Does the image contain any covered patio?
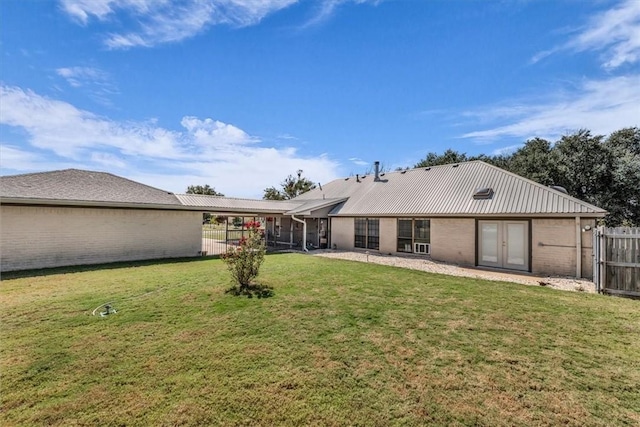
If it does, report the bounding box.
[175,194,346,256]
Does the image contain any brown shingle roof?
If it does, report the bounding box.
[0,169,182,206]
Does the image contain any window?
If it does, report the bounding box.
[367,219,379,250]
[397,218,431,254]
[354,218,379,250]
[397,219,413,252]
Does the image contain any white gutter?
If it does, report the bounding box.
[291,215,308,252]
[0,197,195,211]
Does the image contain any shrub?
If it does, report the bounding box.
[221,220,270,297]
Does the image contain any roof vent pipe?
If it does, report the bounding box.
[374,161,381,181]
[549,185,568,194]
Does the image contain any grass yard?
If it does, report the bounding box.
[202,228,227,240]
[2,254,639,426]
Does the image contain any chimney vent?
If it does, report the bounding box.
[374,161,381,181]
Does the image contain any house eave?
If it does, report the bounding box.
[0,197,200,211]
[328,212,607,218]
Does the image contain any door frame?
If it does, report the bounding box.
[475,219,532,272]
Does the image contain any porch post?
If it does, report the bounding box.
[290,218,294,247]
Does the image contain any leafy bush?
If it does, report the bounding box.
[221,220,271,297]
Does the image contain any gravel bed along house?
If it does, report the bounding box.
[310,250,596,293]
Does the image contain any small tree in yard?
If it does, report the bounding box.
[220,220,272,297]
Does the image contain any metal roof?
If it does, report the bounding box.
[285,198,348,215]
[0,169,183,208]
[1,163,607,217]
[294,161,607,217]
[175,194,301,215]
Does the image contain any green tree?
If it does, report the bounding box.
[186,185,224,223]
[186,184,224,196]
[553,130,613,208]
[415,149,469,167]
[263,170,316,200]
[602,127,640,226]
[507,137,559,186]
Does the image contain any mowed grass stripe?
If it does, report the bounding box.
[1,254,639,426]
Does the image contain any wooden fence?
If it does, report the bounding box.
[593,227,640,298]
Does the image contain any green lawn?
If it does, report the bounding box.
[2,254,639,426]
[202,228,227,240]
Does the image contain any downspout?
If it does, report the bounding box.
[291,215,308,252]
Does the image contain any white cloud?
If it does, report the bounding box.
[302,0,382,27]
[0,85,184,159]
[59,0,122,23]
[532,0,640,70]
[348,157,369,166]
[0,85,340,197]
[59,0,381,48]
[56,66,118,105]
[460,75,640,142]
[0,145,45,171]
[276,133,299,140]
[57,66,109,87]
[59,0,298,48]
[90,151,128,169]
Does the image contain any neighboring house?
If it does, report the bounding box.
[0,169,203,272]
[1,162,607,278]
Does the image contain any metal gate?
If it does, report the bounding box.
[201,216,266,256]
[593,227,640,297]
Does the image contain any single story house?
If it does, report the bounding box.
[1,161,606,278]
[179,160,606,279]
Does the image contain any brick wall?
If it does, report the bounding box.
[331,216,475,266]
[329,217,397,253]
[330,217,354,250]
[532,218,574,276]
[431,218,476,266]
[531,218,595,278]
[379,218,397,254]
[0,205,202,272]
[328,216,595,279]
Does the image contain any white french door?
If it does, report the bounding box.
[478,221,529,271]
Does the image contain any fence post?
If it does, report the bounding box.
[592,228,598,292]
[598,226,606,293]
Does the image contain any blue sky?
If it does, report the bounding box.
[1,0,639,198]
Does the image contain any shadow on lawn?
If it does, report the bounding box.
[1,251,299,280]
[1,256,214,280]
[225,283,274,298]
